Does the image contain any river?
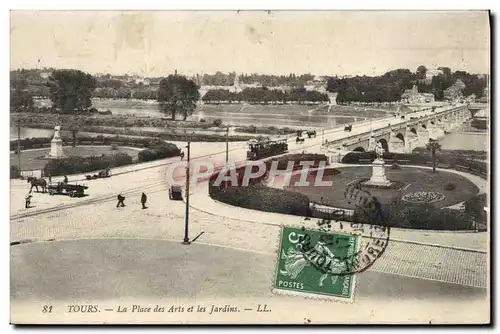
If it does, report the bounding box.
[20,99,488,152]
[34,98,368,129]
[438,121,489,151]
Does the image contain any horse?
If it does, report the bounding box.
[296,137,305,144]
[307,130,316,138]
[27,176,47,193]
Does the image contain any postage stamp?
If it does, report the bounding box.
[273,225,360,302]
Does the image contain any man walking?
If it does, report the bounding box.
[116,194,126,207]
[141,192,147,209]
[25,191,33,209]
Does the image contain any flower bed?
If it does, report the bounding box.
[401,191,446,204]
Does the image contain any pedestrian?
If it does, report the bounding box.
[116,194,126,207]
[180,151,185,161]
[141,192,147,209]
[48,175,52,183]
[63,175,68,184]
[25,191,33,209]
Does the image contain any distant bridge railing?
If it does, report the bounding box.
[322,104,467,150]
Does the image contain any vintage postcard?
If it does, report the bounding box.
[9,10,490,324]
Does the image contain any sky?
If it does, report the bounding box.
[10,10,490,77]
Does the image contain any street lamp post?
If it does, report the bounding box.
[17,119,21,171]
[225,126,229,162]
[182,141,191,245]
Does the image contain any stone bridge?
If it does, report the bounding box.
[324,105,471,157]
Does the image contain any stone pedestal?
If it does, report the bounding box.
[364,159,392,187]
[49,138,64,158]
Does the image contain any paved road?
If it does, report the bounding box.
[11,239,486,302]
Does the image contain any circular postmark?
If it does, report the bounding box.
[297,180,390,277]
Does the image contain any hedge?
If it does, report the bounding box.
[11,135,177,151]
[138,143,181,162]
[210,184,311,216]
[347,196,487,231]
[43,153,133,176]
[341,151,487,178]
[267,153,328,170]
[208,153,323,216]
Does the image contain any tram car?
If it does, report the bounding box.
[247,138,289,160]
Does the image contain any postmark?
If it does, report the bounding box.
[272,179,391,302]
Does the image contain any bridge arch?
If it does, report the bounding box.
[430,121,435,125]
[410,128,417,135]
[353,146,365,152]
[396,133,405,144]
[377,139,389,152]
[421,123,427,129]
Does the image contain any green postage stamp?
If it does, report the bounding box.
[273,226,360,302]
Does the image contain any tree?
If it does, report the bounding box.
[438,67,452,77]
[416,65,427,79]
[157,75,200,121]
[69,122,79,148]
[426,140,442,172]
[464,194,487,230]
[10,88,34,111]
[49,69,96,113]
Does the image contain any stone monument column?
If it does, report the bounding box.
[49,125,64,158]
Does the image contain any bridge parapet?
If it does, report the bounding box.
[322,104,468,152]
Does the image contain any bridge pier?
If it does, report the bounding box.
[418,128,430,146]
[405,133,419,153]
[368,134,377,151]
[389,131,406,153]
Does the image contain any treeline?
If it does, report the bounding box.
[416,70,486,100]
[93,87,157,100]
[327,67,487,103]
[202,87,329,104]
[199,71,316,87]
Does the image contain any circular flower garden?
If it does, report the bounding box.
[401,191,446,204]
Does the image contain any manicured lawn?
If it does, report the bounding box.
[11,146,141,170]
[284,166,479,209]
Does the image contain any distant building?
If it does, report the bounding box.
[327,92,338,105]
[426,68,443,79]
[443,85,462,101]
[39,72,51,80]
[401,85,434,104]
[304,83,327,93]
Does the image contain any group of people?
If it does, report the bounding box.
[116,192,148,210]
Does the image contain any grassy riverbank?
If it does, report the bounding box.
[11,113,302,139]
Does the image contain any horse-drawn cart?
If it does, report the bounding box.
[169,185,183,201]
[48,183,88,197]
